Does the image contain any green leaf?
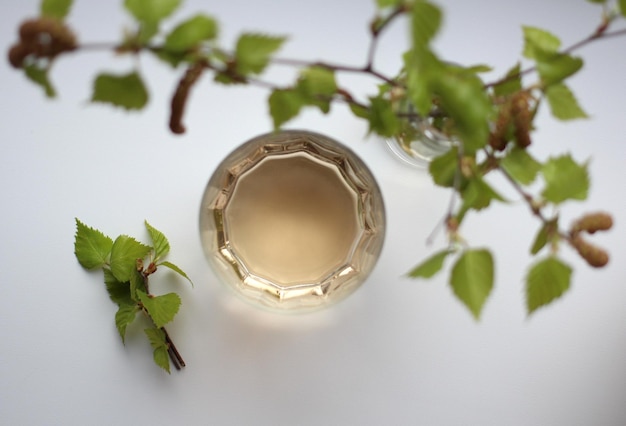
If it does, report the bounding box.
[144,221,170,262]
[124,0,181,23]
[235,33,286,75]
[368,96,400,137]
[163,14,218,52]
[159,261,193,286]
[115,304,138,343]
[411,1,442,52]
[40,0,73,19]
[295,67,337,114]
[129,267,146,300]
[545,83,588,120]
[460,177,506,213]
[138,291,181,328]
[136,21,159,44]
[431,67,491,153]
[144,328,170,373]
[428,146,458,188]
[522,26,560,60]
[91,72,149,111]
[537,53,583,86]
[492,63,522,97]
[530,224,549,255]
[349,103,370,119]
[153,346,171,373]
[541,154,589,204]
[407,250,452,279]
[74,219,113,269]
[104,269,134,306]
[109,235,152,282]
[529,219,558,255]
[297,67,337,97]
[620,0,626,16]
[24,64,56,98]
[144,327,167,348]
[450,249,494,319]
[500,146,541,185]
[376,0,402,8]
[405,60,433,115]
[526,256,572,315]
[268,89,304,129]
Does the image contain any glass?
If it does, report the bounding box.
[199,130,385,313]
[386,104,454,167]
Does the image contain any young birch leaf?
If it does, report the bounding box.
[144,328,170,373]
[408,250,452,279]
[431,68,491,153]
[522,26,560,60]
[368,96,400,137]
[235,33,286,75]
[537,54,583,87]
[492,63,522,97]
[124,0,181,23]
[129,268,146,300]
[529,219,558,255]
[541,154,589,204]
[163,14,218,52]
[159,261,194,286]
[104,269,134,306]
[41,0,73,19]
[268,89,304,129]
[91,72,149,111]
[545,83,588,120]
[349,103,370,119]
[411,1,442,51]
[294,67,337,114]
[138,291,181,328]
[145,221,170,262]
[460,177,506,213]
[405,59,433,116]
[530,225,549,255]
[376,0,402,8]
[115,304,139,343]
[450,249,494,320]
[429,146,458,188]
[500,146,541,185]
[109,235,152,282]
[526,256,572,315]
[74,219,113,269]
[24,64,56,98]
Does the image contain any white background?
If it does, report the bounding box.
[1,1,625,425]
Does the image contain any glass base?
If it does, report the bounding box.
[386,116,454,168]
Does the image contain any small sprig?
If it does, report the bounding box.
[74,219,192,373]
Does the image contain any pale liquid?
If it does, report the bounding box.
[225,154,359,286]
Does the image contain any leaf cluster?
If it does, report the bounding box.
[74,219,192,373]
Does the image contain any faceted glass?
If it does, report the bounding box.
[199,131,385,312]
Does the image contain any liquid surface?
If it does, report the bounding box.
[225,154,359,285]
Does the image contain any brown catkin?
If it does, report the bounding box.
[7,43,28,68]
[11,18,77,68]
[572,212,613,235]
[571,235,609,268]
[488,102,511,151]
[511,91,532,148]
[169,62,205,134]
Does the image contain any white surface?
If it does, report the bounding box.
[1,1,625,425]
